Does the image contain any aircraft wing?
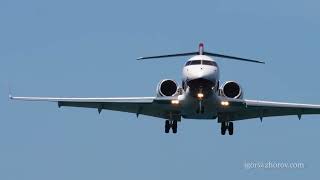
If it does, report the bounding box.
[10,96,181,121]
[221,99,320,121]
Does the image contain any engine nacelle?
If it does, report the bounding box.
[220,81,243,99]
[157,79,178,97]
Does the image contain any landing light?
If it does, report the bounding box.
[197,93,204,99]
[221,101,230,106]
[171,100,179,105]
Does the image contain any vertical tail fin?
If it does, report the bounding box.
[198,43,204,55]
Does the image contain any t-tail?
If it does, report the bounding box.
[137,43,265,64]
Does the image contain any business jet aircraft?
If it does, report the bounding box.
[10,43,320,135]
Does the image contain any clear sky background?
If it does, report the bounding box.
[1,0,320,179]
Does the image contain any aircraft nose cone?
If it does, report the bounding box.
[183,65,218,83]
[198,68,215,79]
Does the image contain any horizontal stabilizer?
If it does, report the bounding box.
[137,43,265,64]
[137,52,198,60]
[204,52,265,64]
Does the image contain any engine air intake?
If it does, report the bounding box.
[221,81,242,99]
[157,79,178,97]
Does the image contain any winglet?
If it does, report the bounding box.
[8,82,13,100]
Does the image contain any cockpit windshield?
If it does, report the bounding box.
[185,60,217,66]
[190,60,201,65]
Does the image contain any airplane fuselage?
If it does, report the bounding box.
[182,55,219,92]
[181,55,221,119]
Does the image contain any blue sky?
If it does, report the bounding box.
[1,0,320,179]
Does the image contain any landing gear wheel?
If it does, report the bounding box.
[172,121,177,134]
[165,120,170,133]
[228,122,234,135]
[221,122,227,135]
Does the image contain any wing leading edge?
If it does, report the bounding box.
[11,95,320,122]
[222,99,320,121]
[10,96,181,121]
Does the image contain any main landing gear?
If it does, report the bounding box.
[165,120,178,134]
[220,122,234,135]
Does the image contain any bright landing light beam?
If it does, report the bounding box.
[171,100,179,105]
[221,101,229,106]
[197,93,204,99]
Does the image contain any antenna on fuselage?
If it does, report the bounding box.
[137,43,265,64]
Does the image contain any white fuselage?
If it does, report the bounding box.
[182,55,219,87]
[179,55,221,119]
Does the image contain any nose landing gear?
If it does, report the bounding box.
[196,100,205,114]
